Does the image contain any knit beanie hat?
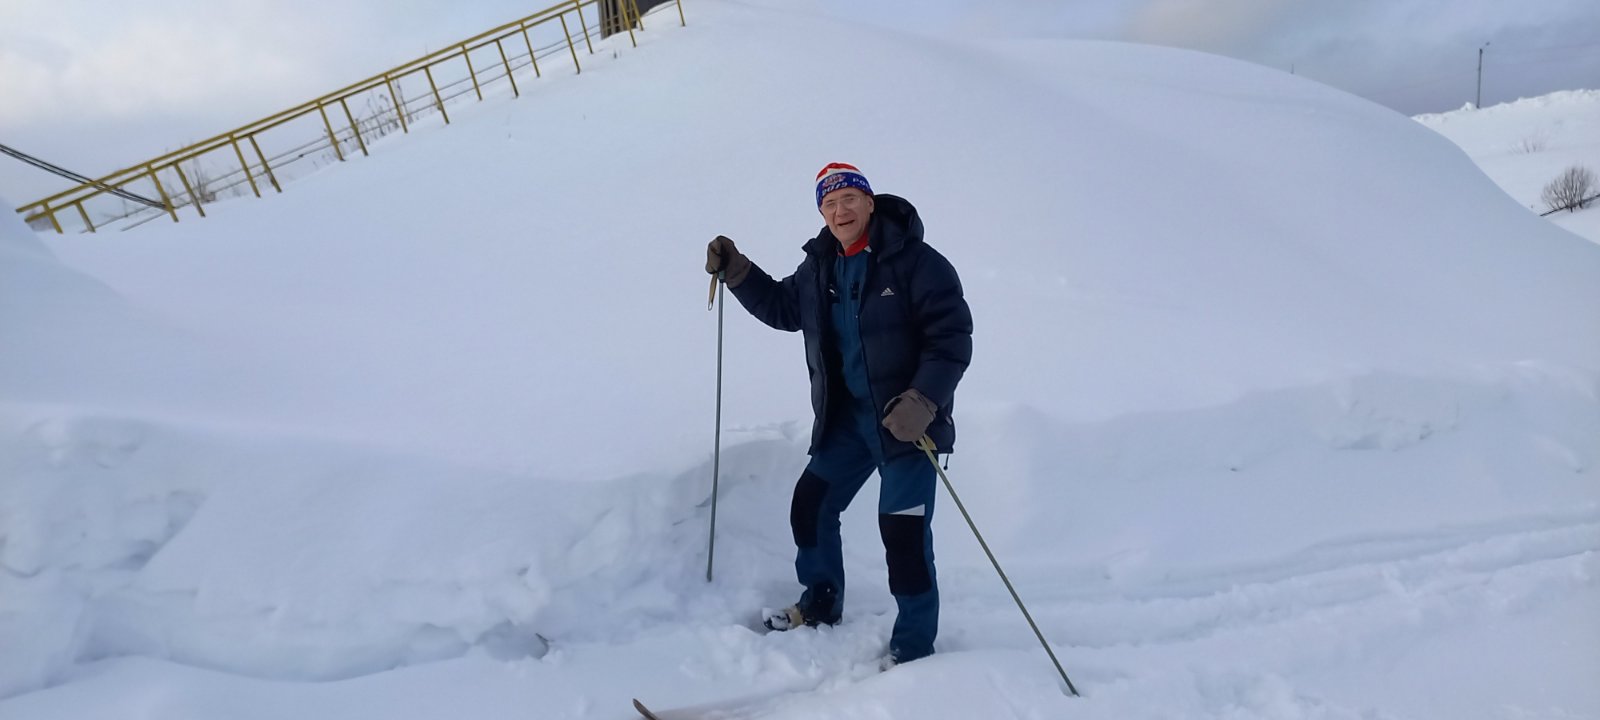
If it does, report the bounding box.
[815,162,872,207]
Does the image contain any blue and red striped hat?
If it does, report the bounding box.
[815,162,872,207]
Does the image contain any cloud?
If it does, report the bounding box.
[0,0,541,198]
[0,0,382,128]
[1124,0,1294,50]
[2,0,1597,200]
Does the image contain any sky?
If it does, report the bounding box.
[2,0,1599,203]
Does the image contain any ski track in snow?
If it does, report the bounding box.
[979,515,1598,649]
[639,510,1598,719]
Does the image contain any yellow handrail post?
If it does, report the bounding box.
[248,135,282,193]
[229,135,263,198]
[74,202,96,233]
[520,24,543,78]
[40,202,64,234]
[424,65,451,124]
[318,104,346,162]
[675,0,686,27]
[385,76,410,134]
[574,0,595,54]
[496,39,520,97]
[619,0,638,47]
[146,166,180,223]
[462,44,485,101]
[172,162,207,218]
[629,0,645,33]
[559,14,582,74]
[339,97,369,156]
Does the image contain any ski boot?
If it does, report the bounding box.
[762,584,840,631]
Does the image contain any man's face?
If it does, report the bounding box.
[819,188,874,245]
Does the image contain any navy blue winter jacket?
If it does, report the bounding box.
[730,194,973,460]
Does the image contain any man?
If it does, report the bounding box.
[704,163,972,666]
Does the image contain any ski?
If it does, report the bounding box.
[633,694,775,720]
[632,656,890,720]
[632,684,821,719]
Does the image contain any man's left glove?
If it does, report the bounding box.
[705,235,751,288]
[882,388,938,443]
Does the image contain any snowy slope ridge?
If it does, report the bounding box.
[3,1,1599,718]
[1416,89,1600,245]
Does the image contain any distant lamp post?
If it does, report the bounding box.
[1476,42,1491,109]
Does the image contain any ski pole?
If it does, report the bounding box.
[706,272,726,582]
[915,435,1080,697]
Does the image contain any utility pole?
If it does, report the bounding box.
[1476,42,1490,109]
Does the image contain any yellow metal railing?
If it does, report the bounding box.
[16,0,685,234]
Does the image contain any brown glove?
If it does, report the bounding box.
[705,235,751,288]
[881,388,938,443]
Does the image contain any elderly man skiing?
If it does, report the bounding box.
[705,163,973,666]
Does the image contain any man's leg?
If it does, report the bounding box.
[790,419,876,623]
[877,451,939,662]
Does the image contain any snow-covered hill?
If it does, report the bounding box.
[1417,89,1600,245]
[3,1,1598,718]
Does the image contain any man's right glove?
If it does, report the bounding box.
[882,388,938,443]
[705,235,751,288]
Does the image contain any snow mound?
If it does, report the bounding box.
[0,196,169,410]
[2,1,1598,717]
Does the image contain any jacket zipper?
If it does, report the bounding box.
[855,256,889,458]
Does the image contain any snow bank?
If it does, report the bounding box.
[1417,88,1600,244]
[0,195,157,409]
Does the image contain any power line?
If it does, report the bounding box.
[1362,69,1475,100]
[0,142,168,210]
[1491,41,1600,58]
[1492,51,1600,70]
[1359,42,1600,106]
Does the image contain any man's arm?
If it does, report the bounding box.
[729,260,805,333]
[908,248,972,408]
[708,235,805,333]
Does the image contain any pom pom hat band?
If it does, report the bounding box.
[815,163,872,207]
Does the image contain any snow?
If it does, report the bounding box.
[3,1,1599,718]
[1417,89,1600,245]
